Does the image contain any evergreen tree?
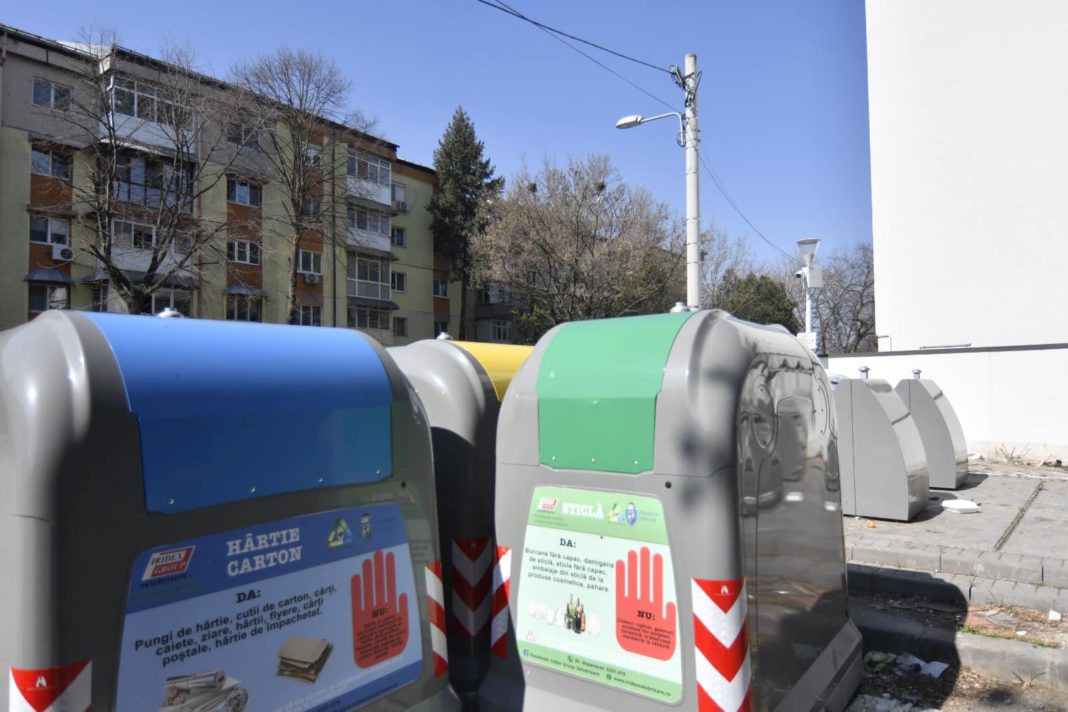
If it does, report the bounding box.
[428,107,503,338]
[712,269,802,333]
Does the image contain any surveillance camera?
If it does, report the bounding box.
[794,269,804,279]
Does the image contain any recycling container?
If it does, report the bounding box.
[388,340,532,700]
[834,377,930,521]
[479,310,862,712]
[895,377,968,490]
[0,311,459,711]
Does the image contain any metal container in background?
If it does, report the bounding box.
[895,375,968,489]
[480,311,861,712]
[834,377,930,521]
[388,340,532,702]
[0,312,459,712]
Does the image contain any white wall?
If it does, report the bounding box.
[866,0,1068,350]
[827,346,1068,461]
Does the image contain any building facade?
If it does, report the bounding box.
[865,0,1068,350]
[0,24,460,343]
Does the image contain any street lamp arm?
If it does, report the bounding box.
[615,111,684,135]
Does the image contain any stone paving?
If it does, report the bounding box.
[843,463,1068,609]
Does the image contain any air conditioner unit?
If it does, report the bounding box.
[392,200,409,213]
[303,273,321,285]
[52,245,75,262]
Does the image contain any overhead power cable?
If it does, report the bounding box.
[476,0,787,258]
[482,0,676,112]
[697,148,791,258]
[475,0,670,74]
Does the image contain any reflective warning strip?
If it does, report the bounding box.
[450,537,494,637]
[490,546,512,658]
[692,579,751,712]
[425,561,448,677]
[9,660,91,712]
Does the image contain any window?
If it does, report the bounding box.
[348,151,391,186]
[347,205,390,236]
[227,178,262,207]
[493,320,511,342]
[348,255,390,300]
[114,152,192,211]
[301,200,322,218]
[350,306,389,330]
[227,121,258,148]
[434,320,449,336]
[92,285,110,312]
[113,220,157,250]
[478,285,507,304]
[391,182,406,203]
[306,145,322,167]
[29,216,70,245]
[392,317,408,337]
[31,148,72,180]
[478,318,512,343]
[298,304,322,326]
[28,284,69,313]
[32,78,71,111]
[139,288,191,316]
[226,295,262,322]
[110,76,186,127]
[227,239,261,265]
[298,250,322,275]
[390,227,406,247]
[390,271,406,292]
[433,278,448,298]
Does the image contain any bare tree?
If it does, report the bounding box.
[814,243,876,353]
[44,31,247,314]
[699,222,754,308]
[231,49,356,324]
[772,243,876,353]
[473,155,684,342]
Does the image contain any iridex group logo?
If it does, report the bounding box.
[141,546,196,581]
[537,497,558,512]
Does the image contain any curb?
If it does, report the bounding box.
[847,562,1068,611]
[847,543,1068,589]
[851,600,1068,691]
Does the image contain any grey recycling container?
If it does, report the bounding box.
[479,310,861,712]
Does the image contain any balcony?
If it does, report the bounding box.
[101,113,193,153]
[345,175,391,206]
[345,228,391,254]
[346,278,391,301]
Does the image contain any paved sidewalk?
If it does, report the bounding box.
[844,463,1068,610]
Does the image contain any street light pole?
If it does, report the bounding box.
[616,53,702,310]
[796,237,822,349]
[683,53,701,310]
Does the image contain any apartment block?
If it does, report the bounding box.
[0,24,460,343]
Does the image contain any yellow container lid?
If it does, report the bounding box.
[449,341,533,400]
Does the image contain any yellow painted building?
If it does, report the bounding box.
[0,23,459,343]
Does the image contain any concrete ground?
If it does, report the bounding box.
[841,461,1068,708]
[844,462,1068,610]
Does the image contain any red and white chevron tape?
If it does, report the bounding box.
[425,561,448,676]
[692,578,751,712]
[450,537,494,637]
[9,660,91,712]
[490,546,512,658]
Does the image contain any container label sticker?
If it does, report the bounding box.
[516,486,681,702]
[116,505,422,712]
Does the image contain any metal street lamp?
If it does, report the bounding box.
[795,237,822,349]
[616,53,701,310]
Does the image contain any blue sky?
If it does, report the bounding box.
[5,1,872,264]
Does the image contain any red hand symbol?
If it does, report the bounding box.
[615,547,677,660]
[351,549,410,667]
